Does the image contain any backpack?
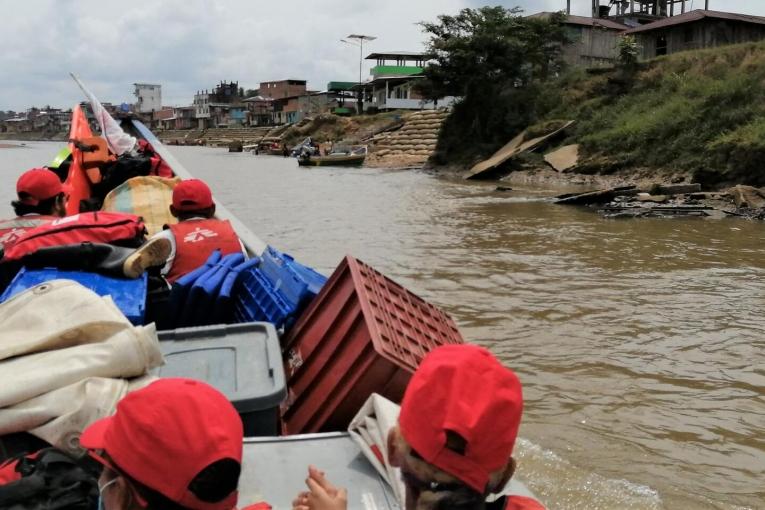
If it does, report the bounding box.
[0,448,99,510]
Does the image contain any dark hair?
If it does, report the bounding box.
[117,458,241,510]
[176,206,215,221]
[11,193,64,217]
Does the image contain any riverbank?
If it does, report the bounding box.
[439,40,765,190]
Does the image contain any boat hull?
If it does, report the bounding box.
[297,155,366,167]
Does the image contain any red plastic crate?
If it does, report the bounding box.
[281,255,464,433]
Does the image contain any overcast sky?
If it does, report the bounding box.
[2,0,763,111]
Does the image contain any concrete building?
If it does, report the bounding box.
[359,52,457,112]
[242,96,274,126]
[193,90,211,129]
[531,13,629,67]
[623,10,765,58]
[133,83,162,113]
[259,79,307,100]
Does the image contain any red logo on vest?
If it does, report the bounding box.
[183,227,219,243]
[0,228,26,246]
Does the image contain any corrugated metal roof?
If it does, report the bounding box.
[624,9,765,34]
[365,52,429,60]
[529,12,628,31]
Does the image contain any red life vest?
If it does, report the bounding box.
[166,219,240,282]
[503,495,546,510]
[137,139,173,178]
[0,215,57,250]
[3,212,146,262]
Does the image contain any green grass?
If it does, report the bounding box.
[537,41,765,185]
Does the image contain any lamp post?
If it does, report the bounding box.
[342,34,376,114]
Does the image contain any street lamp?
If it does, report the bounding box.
[341,34,376,114]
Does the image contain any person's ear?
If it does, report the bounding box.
[387,428,403,468]
[496,457,516,492]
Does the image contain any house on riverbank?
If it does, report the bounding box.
[624,10,765,59]
[357,52,457,112]
[530,12,629,67]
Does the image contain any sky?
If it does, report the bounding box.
[2,0,764,111]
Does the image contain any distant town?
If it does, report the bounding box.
[3,0,764,137]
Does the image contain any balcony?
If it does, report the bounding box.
[370,65,423,78]
[364,96,457,111]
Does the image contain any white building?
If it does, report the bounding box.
[133,83,162,113]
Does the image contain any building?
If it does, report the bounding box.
[624,10,765,59]
[173,106,196,130]
[194,90,210,129]
[358,52,457,112]
[153,107,175,130]
[259,80,307,100]
[242,96,274,126]
[133,83,162,113]
[531,13,628,67]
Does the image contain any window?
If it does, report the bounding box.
[656,35,668,56]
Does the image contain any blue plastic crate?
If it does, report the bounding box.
[259,246,327,309]
[1,267,147,325]
[234,268,293,328]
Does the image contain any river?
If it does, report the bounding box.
[1,142,763,509]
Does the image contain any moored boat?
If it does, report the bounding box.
[297,146,367,167]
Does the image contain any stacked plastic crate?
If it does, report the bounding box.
[233,246,327,330]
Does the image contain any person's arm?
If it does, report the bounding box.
[292,466,347,510]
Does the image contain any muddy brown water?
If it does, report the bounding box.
[2,142,763,510]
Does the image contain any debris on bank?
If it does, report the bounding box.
[555,183,765,220]
[544,144,579,173]
[466,120,575,180]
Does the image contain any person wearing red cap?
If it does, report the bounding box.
[150,179,242,283]
[0,168,68,249]
[293,344,545,510]
[80,378,244,510]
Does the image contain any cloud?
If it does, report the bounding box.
[2,0,764,110]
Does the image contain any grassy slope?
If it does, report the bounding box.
[535,41,765,187]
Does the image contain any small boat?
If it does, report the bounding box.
[297,146,367,167]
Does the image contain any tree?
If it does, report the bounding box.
[419,7,569,162]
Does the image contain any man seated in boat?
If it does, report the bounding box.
[151,178,244,283]
[0,168,68,249]
[293,344,545,510]
[80,378,266,510]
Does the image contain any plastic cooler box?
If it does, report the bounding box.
[0,267,147,325]
[155,322,286,436]
[281,255,465,434]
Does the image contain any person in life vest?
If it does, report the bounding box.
[151,179,243,283]
[80,378,262,510]
[0,168,68,249]
[292,344,546,510]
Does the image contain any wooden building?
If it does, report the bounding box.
[531,13,629,67]
[624,10,765,59]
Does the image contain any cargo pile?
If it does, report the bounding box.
[366,110,449,168]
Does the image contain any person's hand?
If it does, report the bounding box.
[291,466,347,510]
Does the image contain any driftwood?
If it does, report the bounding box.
[555,186,639,205]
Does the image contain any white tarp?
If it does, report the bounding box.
[348,393,406,506]
[71,73,137,156]
[0,280,162,453]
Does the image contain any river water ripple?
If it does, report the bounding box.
[1,142,763,509]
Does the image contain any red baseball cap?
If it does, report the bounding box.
[398,344,523,494]
[80,378,243,510]
[173,179,214,211]
[16,168,66,205]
